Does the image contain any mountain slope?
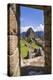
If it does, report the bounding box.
[26,28,35,39]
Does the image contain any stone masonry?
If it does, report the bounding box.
[44,6,51,73]
[8,4,20,76]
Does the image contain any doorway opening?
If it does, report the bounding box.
[20,5,45,76]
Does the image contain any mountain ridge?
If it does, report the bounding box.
[21,27,44,39]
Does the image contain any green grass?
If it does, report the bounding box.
[21,46,29,58]
[20,39,41,58]
[20,39,29,58]
[31,42,40,48]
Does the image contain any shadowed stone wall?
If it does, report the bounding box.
[44,6,51,73]
[8,4,20,76]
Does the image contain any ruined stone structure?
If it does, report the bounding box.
[8,4,20,76]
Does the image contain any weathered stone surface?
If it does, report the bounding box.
[8,35,18,55]
[44,9,51,25]
[44,7,51,73]
[8,48,19,76]
[9,7,18,35]
[8,4,20,76]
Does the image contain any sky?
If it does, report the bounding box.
[20,6,44,33]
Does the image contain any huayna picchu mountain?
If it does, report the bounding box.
[21,27,44,39]
[26,28,36,39]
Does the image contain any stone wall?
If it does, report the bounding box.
[44,6,51,73]
[8,4,20,76]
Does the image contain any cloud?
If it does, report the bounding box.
[21,26,34,33]
[21,24,44,33]
[35,24,44,32]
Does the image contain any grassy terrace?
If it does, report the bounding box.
[20,39,29,58]
[20,39,40,58]
[31,42,40,48]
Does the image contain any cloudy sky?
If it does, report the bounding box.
[20,6,44,33]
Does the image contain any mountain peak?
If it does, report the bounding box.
[26,27,35,39]
[27,27,34,32]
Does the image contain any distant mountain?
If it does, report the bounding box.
[26,28,35,39]
[35,31,44,38]
[21,32,26,38]
[21,28,44,39]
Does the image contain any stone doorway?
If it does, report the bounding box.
[8,4,51,76]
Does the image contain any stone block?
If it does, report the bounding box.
[8,48,19,76]
[9,7,18,35]
[8,35,18,55]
